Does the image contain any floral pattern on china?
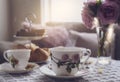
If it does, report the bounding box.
[9,55,19,68]
[51,54,80,73]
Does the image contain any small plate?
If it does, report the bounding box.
[13,34,48,40]
[40,65,89,79]
[0,62,39,74]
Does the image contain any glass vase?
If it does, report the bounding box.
[96,24,115,65]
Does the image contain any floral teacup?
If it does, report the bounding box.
[50,47,91,76]
[3,49,31,70]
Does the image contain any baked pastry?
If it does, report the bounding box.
[25,43,39,51]
[25,43,50,62]
[16,28,45,36]
[29,48,50,62]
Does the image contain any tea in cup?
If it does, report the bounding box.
[3,49,31,70]
[50,47,91,76]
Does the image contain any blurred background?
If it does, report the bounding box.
[0,0,84,41]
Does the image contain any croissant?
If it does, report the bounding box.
[29,48,50,62]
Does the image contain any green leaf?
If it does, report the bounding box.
[97,0,102,5]
[57,61,64,68]
[71,63,75,68]
[10,55,18,68]
[66,66,71,73]
[11,62,15,68]
[57,62,61,68]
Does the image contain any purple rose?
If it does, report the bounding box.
[62,54,69,61]
[97,1,120,26]
[82,1,98,29]
[82,6,94,29]
[106,0,120,4]
[72,54,80,63]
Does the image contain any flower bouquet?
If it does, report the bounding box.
[81,0,119,65]
[82,0,120,29]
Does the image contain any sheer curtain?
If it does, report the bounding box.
[41,0,84,25]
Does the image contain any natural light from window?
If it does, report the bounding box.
[41,0,84,25]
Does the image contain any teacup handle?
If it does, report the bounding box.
[82,49,91,65]
[3,51,9,62]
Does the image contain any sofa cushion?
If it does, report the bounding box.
[46,22,96,33]
[70,30,98,57]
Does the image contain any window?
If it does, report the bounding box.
[41,0,84,25]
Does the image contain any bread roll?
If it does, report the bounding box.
[29,48,50,62]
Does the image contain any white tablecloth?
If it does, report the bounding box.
[0,58,120,82]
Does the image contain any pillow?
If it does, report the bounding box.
[32,26,73,48]
[70,30,98,57]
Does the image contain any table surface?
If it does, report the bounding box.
[0,58,120,82]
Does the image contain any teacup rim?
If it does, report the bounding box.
[5,49,31,52]
[50,47,86,52]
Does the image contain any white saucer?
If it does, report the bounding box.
[13,34,48,40]
[40,65,89,79]
[0,62,39,74]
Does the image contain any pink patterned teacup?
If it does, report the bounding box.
[50,47,91,76]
